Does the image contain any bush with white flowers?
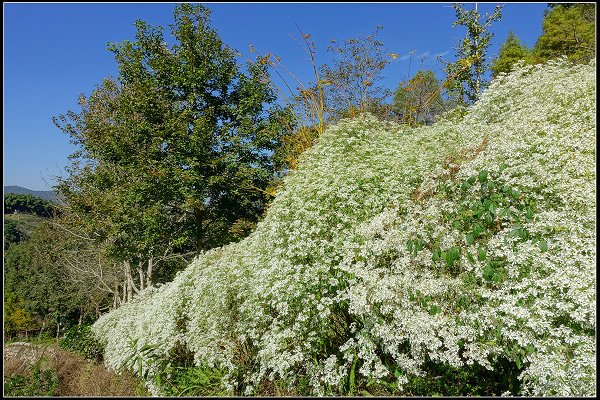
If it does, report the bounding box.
[93,57,596,396]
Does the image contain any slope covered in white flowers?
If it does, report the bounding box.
[92,58,596,396]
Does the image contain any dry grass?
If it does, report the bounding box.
[411,136,489,203]
[3,342,149,396]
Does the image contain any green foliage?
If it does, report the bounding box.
[120,337,227,396]
[491,30,532,77]
[60,324,104,361]
[93,30,596,400]
[158,365,228,396]
[53,3,289,285]
[3,221,94,338]
[4,217,25,250]
[492,3,596,76]
[4,291,40,337]
[3,193,54,217]
[534,4,595,63]
[4,213,45,251]
[393,69,445,126]
[3,359,60,396]
[404,356,521,396]
[444,3,503,105]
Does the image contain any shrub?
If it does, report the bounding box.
[60,324,103,361]
[93,58,596,396]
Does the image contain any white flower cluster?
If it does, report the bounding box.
[92,58,596,396]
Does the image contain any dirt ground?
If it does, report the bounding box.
[3,342,149,396]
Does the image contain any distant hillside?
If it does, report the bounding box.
[4,186,57,202]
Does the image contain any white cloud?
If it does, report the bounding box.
[397,50,448,61]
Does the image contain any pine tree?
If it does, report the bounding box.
[490,30,531,77]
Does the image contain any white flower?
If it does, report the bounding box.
[93,58,596,396]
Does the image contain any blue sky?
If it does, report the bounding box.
[3,2,548,191]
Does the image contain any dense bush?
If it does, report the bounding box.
[93,58,596,396]
[4,193,54,217]
[4,218,25,250]
[59,324,103,361]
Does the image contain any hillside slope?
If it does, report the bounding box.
[93,58,596,396]
[4,186,57,202]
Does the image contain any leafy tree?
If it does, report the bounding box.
[4,193,54,217]
[320,26,392,121]
[490,30,532,77]
[3,219,110,338]
[4,218,25,250]
[4,292,39,337]
[533,3,595,63]
[444,3,503,105]
[53,3,289,299]
[392,69,445,126]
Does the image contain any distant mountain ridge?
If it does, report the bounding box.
[4,185,57,202]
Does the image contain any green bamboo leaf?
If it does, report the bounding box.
[349,355,358,395]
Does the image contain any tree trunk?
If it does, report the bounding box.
[138,261,145,292]
[146,257,153,288]
[113,280,120,309]
[122,277,128,304]
[124,260,139,301]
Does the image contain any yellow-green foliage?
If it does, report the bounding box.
[4,292,39,335]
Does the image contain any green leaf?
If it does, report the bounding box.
[478,169,488,182]
[466,233,474,245]
[349,355,358,395]
[429,304,441,315]
[538,240,548,252]
[525,207,534,220]
[467,251,475,264]
[485,212,493,225]
[515,355,522,369]
[478,248,486,261]
[483,264,494,281]
[472,223,483,238]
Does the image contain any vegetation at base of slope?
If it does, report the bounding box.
[3,340,149,396]
[91,57,595,397]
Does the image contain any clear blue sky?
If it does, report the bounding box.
[3,2,548,191]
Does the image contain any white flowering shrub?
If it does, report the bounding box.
[93,58,596,396]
